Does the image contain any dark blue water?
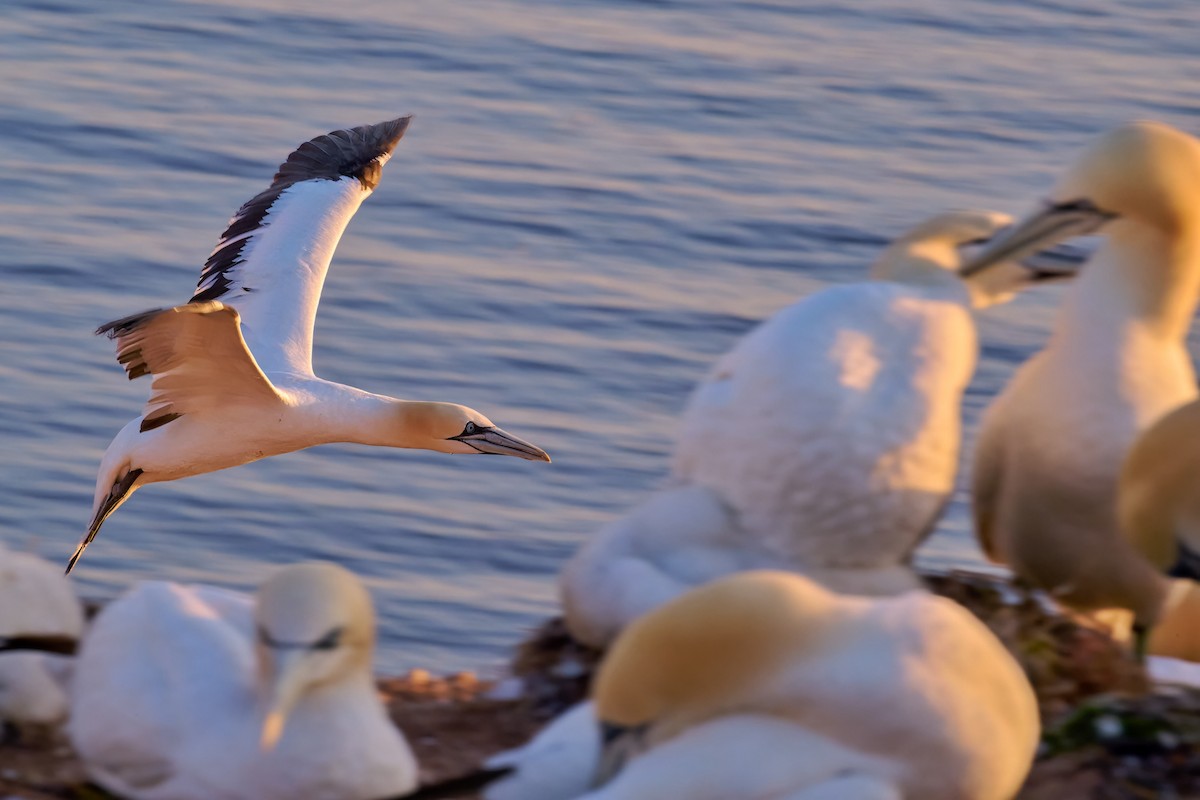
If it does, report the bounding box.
[2,0,1198,672]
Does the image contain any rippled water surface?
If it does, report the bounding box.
[2,0,1198,671]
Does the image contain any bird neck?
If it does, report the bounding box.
[1058,225,1200,344]
[312,391,418,448]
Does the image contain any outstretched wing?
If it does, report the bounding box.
[97,302,283,432]
[191,116,412,375]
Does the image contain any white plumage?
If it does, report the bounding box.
[69,562,417,800]
[73,117,549,573]
[562,210,1064,647]
[0,543,83,732]
[494,572,1038,800]
[483,700,600,800]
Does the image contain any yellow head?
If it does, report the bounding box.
[870,210,1013,283]
[255,562,375,749]
[592,571,840,730]
[870,210,1080,308]
[393,401,550,461]
[1051,122,1200,238]
[961,122,1200,276]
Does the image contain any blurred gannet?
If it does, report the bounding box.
[0,544,83,734]
[73,117,550,573]
[493,571,1038,800]
[1117,398,1200,661]
[962,122,1200,647]
[69,562,417,800]
[562,210,1077,647]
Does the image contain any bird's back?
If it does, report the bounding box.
[70,582,256,798]
[672,282,975,567]
[767,592,1037,800]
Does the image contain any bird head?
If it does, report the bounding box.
[255,562,375,750]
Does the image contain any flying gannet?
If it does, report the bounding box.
[561,210,1078,647]
[69,562,418,800]
[962,122,1200,651]
[73,117,550,573]
[481,571,1038,800]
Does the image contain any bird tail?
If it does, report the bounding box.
[68,468,143,574]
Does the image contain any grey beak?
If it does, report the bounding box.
[959,200,1115,278]
[453,426,551,462]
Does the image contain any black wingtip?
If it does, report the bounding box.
[270,114,415,192]
[95,307,167,339]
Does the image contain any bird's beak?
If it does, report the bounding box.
[1015,240,1093,282]
[959,199,1115,278]
[591,721,647,788]
[452,426,551,462]
[260,649,308,751]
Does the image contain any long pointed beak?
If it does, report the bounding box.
[960,200,1114,278]
[260,650,308,751]
[454,426,551,462]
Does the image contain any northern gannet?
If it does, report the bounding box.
[1117,398,1200,662]
[561,210,1076,647]
[962,122,1200,648]
[0,544,83,734]
[69,562,417,800]
[73,117,550,573]
[491,571,1038,800]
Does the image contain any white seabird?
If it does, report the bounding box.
[561,210,1077,647]
[73,116,550,573]
[69,562,417,800]
[0,543,84,734]
[486,571,1039,800]
[962,121,1200,650]
[1116,397,1200,662]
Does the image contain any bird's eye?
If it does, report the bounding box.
[463,422,477,436]
[312,627,343,651]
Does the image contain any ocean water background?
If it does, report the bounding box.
[2,0,1198,673]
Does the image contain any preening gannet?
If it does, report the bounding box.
[73,117,550,573]
[1117,398,1200,661]
[0,544,83,734]
[561,210,1077,647]
[495,571,1039,800]
[69,562,418,800]
[963,122,1200,643]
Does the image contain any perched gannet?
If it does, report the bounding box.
[493,571,1038,800]
[73,117,550,573]
[1116,398,1200,661]
[69,562,417,800]
[963,122,1200,645]
[561,210,1077,647]
[0,544,84,734]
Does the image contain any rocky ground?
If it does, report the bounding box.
[2,571,1199,799]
